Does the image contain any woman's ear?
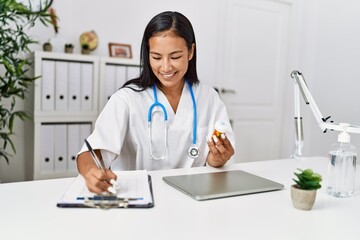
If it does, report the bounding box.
[188,43,195,60]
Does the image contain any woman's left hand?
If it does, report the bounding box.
[206,133,234,167]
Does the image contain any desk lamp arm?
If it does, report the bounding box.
[291,71,328,130]
[290,70,360,157]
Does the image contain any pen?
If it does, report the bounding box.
[84,139,105,171]
[76,196,143,201]
[84,139,117,194]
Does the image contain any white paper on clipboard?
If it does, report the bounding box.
[57,170,154,208]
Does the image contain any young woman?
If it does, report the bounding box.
[77,11,235,193]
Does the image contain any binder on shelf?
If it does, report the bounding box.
[54,124,67,173]
[40,124,54,173]
[41,60,55,111]
[68,62,81,111]
[55,61,69,111]
[115,65,127,91]
[81,63,93,111]
[57,170,154,208]
[67,124,80,173]
[104,65,116,104]
[79,123,92,144]
[126,66,140,80]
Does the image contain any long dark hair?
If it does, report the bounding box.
[123,11,199,91]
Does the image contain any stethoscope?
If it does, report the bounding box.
[148,79,199,160]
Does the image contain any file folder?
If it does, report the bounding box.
[68,62,81,111]
[55,61,69,111]
[81,63,93,111]
[79,123,91,143]
[67,124,80,173]
[104,65,116,103]
[41,60,55,111]
[57,170,154,208]
[54,124,67,172]
[115,65,127,90]
[126,66,140,80]
[40,124,54,173]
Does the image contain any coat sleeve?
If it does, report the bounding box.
[77,92,129,167]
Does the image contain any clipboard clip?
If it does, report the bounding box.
[83,193,134,209]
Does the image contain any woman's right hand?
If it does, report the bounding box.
[77,151,117,194]
[83,167,117,194]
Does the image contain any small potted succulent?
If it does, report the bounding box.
[81,43,90,55]
[291,168,322,210]
[43,42,53,52]
[64,43,74,53]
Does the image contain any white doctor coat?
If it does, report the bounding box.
[79,82,235,171]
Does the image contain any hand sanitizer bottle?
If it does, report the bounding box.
[327,123,357,197]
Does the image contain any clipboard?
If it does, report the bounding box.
[57,170,154,209]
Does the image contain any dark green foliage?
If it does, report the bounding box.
[0,0,51,164]
[293,168,322,190]
[81,43,89,49]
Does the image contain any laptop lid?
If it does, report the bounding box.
[162,170,284,201]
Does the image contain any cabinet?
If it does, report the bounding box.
[98,56,141,110]
[26,51,140,180]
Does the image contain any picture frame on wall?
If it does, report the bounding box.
[108,43,132,58]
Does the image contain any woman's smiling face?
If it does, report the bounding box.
[149,30,194,90]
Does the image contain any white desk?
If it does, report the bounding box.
[0,157,359,240]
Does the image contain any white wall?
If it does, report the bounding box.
[28,0,220,85]
[2,0,360,182]
[299,0,360,157]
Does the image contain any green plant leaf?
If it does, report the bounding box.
[292,168,322,190]
[303,169,313,176]
[0,0,51,164]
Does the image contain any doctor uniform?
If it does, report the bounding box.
[78,82,235,171]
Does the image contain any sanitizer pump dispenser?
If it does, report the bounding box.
[327,123,357,197]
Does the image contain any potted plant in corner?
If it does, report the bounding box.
[0,0,52,164]
[64,43,74,53]
[291,168,322,210]
[43,41,53,52]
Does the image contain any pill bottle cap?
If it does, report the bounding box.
[214,120,229,133]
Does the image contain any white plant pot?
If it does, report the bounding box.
[291,185,317,210]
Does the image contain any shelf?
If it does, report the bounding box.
[31,51,98,62]
[27,51,140,180]
[100,56,140,66]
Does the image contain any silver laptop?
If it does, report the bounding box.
[162,170,284,200]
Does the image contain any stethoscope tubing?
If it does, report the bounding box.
[148,84,168,122]
[186,80,197,144]
[147,79,198,160]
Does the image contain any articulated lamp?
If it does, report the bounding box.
[290,70,360,158]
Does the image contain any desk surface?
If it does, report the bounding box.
[0,157,359,240]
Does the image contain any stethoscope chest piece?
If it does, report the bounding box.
[188,145,199,158]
